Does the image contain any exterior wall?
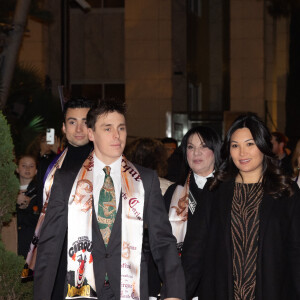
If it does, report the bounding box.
[43,0,62,93]
[230,0,289,130]
[125,0,172,139]
[70,8,124,84]
[264,12,289,132]
[230,0,265,118]
[17,0,290,137]
[172,0,187,113]
[209,0,224,111]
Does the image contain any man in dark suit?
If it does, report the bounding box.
[33,98,93,298]
[34,99,185,300]
[271,131,293,175]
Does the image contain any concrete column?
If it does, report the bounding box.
[125,0,172,139]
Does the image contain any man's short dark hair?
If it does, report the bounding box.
[63,98,93,122]
[161,137,178,147]
[271,131,287,147]
[87,98,127,130]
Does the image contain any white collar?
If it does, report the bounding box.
[193,171,214,189]
[93,154,122,175]
[20,184,29,190]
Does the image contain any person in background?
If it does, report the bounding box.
[125,137,176,299]
[162,138,183,183]
[149,126,222,299]
[271,131,293,175]
[125,137,173,195]
[22,98,93,288]
[27,132,61,212]
[16,154,39,258]
[291,139,300,187]
[27,132,61,182]
[189,113,300,299]
[162,137,178,159]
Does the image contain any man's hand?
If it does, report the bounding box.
[17,191,30,208]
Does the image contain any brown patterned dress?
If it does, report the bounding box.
[231,182,263,300]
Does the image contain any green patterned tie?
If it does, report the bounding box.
[97,166,116,247]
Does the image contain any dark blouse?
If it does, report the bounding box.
[231,182,263,300]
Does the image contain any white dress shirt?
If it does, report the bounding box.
[193,171,214,189]
[93,154,122,215]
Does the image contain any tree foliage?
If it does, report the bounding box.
[4,64,62,156]
[0,110,19,228]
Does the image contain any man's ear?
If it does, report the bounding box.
[62,123,66,134]
[16,167,20,174]
[88,128,94,142]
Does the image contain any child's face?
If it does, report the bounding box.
[17,157,37,180]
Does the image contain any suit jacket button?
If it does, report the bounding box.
[105,253,110,258]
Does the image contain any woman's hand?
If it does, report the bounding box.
[50,136,61,154]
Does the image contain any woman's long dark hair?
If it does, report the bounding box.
[178,126,221,186]
[209,113,294,197]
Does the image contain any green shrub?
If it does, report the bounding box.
[0,111,32,299]
[0,240,33,300]
[0,110,19,227]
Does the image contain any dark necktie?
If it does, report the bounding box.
[97,166,116,247]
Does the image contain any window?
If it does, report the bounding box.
[188,82,202,112]
[188,0,202,17]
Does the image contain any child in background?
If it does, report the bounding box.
[16,155,39,258]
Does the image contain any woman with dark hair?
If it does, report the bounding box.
[149,126,222,299]
[187,113,300,300]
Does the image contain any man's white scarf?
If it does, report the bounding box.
[66,152,144,299]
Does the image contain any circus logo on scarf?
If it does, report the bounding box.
[66,253,96,298]
[66,236,96,298]
[68,236,93,259]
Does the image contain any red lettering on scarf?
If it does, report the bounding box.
[129,198,139,208]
